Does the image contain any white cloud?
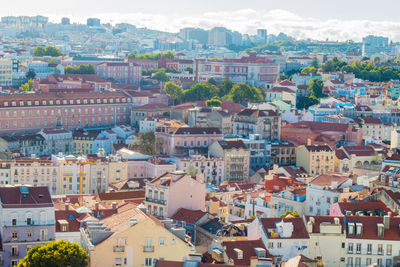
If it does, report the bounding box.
[48,9,400,41]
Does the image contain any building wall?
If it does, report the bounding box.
[88,218,193,267]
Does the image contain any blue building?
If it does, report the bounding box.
[0,186,55,266]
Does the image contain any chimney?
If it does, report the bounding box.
[111,202,117,210]
[346,210,352,216]
[95,202,99,210]
[65,201,70,211]
[307,217,314,233]
[307,138,312,146]
[333,217,340,224]
[384,215,390,229]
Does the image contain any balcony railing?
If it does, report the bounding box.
[145,197,166,205]
[143,246,154,252]
[10,252,19,257]
[113,246,125,252]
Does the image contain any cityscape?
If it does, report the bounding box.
[0,1,399,267]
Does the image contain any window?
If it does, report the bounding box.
[347,257,353,267]
[277,242,282,248]
[11,232,18,239]
[348,243,353,254]
[356,243,361,254]
[377,258,382,266]
[171,238,175,245]
[159,238,165,246]
[366,258,371,266]
[145,258,152,266]
[268,242,274,249]
[114,258,122,266]
[386,259,392,267]
[367,244,372,254]
[40,229,48,241]
[378,244,383,255]
[387,244,392,255]
[355,257,361,267]
[26,231,32,238]
[12,218,16,226]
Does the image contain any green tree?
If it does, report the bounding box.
[33,46,46,57]
[229,83,263,103]
[186,165,198,177]
[301,66,318,75]
[153,69,169,82]
[184,83,219,101]
[19,79,33,92]
[311,57,319,68]
[130,132,163,155]
[206,98,222,107]
[18,240,88,267]
[164,82,184,104]
[296,96,319,110]
[219,77,233,97]
[65,64,95,74]
[308,78,325,99]
[279,73,288,80]
[207,77,217,86]
[185,66,193,74]
[25,70,36,80]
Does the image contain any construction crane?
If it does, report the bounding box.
[77,156,95,194]
[384,81,393,107]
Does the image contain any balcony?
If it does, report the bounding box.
[113,246,125,252]
[10,252,19,258]
[143,246,154,252]
[145,197,166,205]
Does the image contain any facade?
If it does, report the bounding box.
[72,130,98,155]
[296,144,335,175]
[96,62,142,85]
[196,56,279,86]
[127,157,176,179]
[271,141,296,166]
[208,140,250,181]
[157,127,223,157]
[176,155,224,184]
[0,186,55,267]
[306,173,353,216]
[0,60,13,86]
[233,108,281,140]
[144,172,206,219]
[0,91,132,134]
[39,128,73,155]
[80,206,193,267]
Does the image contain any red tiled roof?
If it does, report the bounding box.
[343,145,375,157]
[309,173,351,187]
[0,186,53,208]
[218,140,247,150]
[97,190,145,201]
[259,217,308,239]
[335,149,349,160]
[305,145,332,152]
[170,208,208,224]
[174,127,221,135]
[346,215,400,240]
[338,201,396,216]
[363,118,382,124]
[222,239,272,265]
[55,210,81,232]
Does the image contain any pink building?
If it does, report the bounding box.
[127,58,158,70]
[196,56,279,86]
[0,91,132,134]
[157,127,223,156]
[34,74,112,93]
[96,62,142,85]
[127,156,176,179]
[144,171,206,218]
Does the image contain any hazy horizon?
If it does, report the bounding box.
[2,0,400,42]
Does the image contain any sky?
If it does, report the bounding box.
[2,0,400,41]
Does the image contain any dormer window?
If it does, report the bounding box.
[356,223,363,236]
[234,248,243,259]
[377,223,384,237]
[348,222,355,235]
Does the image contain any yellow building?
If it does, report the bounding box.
[205,195,228,220]
[81,205,194,267]
[72,131,98,155]
[108,160,128,183]
[296,144,334,175]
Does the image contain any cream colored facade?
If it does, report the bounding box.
[11,159,59,194]
[296,145,334,175]
[0,60,12,86]
[108,160,128,183]
[85,214,193,267]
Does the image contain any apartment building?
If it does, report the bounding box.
[196,56,279,86]
[208,140,250,181]
[296,144,335,175]
[157,127,223,157]
[0,186,55,267]
[0,91,132,134]
[176,155,224,184]
[96,62,142,85]
[233,108,281,140]
[144,172,206,219]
